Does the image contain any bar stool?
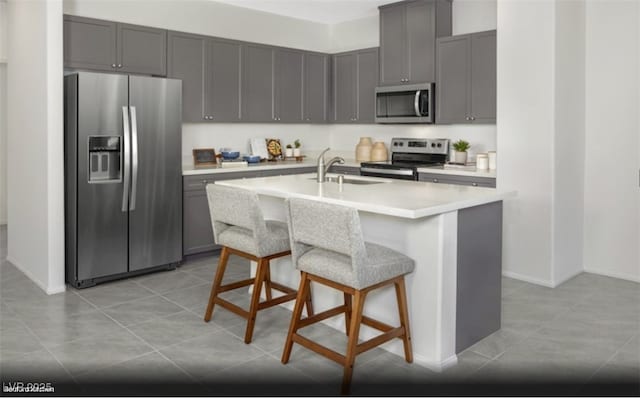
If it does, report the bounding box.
[203,184,313,344]
[281,198,415,394]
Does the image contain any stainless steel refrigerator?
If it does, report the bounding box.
[64,72,182,288]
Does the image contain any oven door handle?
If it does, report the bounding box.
[414,90,422,117]
[360,167,415,176]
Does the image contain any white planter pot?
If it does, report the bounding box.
[285,148,293,157]
[454,151,468,164]
[293,148,301,157]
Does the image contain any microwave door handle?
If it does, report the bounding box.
[121,107,131,212]
[414,90,422,117]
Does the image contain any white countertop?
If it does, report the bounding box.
[183,159,362,176]
[417,165,497,178]
[216,173,514,219]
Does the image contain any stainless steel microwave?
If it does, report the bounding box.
[375,83,434,124]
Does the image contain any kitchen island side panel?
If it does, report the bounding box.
[455,200,503,353]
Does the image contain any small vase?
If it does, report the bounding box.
[370,142,389,162]
[293,148,301,157]
[285,148,293,157]
[454,151,468,165]
[355,137,373,161]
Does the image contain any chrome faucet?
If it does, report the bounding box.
[316,147,345,183]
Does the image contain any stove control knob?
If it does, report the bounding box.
[393,142,398,146]
[400,142,404,146]
[437,143,442,148]
[431,143,436,148]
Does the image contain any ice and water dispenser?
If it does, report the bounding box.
[88,136,121,183]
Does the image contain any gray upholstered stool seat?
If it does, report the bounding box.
[297,243,414,290]
[281,197,415,394]
[204,184,312,344]
[217,220,290,258]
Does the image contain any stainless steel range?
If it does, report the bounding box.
[360,138,450,180]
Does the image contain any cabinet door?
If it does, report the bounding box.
[436,35,470,124]
[183,190,217,255]
[242,45,275,122]
[205,39,242,122]
[275,49,304,122]
[64,15,117,72]
[167,32,206,122]
[332,53,357,122]
[117,23,167,76]
[470,31,497,123]
[406,0,435,84]
[356,48,379,123]
[303,53,329,123]
[379,4,407,86]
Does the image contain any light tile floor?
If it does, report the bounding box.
[1,226,638,395]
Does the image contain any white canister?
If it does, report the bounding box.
[488,151,497,170]
[476,153,489,170]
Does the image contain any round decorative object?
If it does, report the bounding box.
[266,139,282,159]
[355,137,373,161]
[370,141,388,162]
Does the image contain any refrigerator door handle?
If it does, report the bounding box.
[129,106,139,211]
[121,106,131,212]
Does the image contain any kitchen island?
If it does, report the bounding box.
[216,173,514,370]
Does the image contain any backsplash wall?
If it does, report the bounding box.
[182,123,496,165]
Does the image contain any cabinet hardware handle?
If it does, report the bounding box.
[433,179,439,183]
[118,64,122,68]
[111,64,117,68]
[472,183,478,186]
[470,116,476,121]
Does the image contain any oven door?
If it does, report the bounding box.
[375,83,434,124]
[360,166,417,180]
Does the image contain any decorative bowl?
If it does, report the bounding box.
[220,151,240,160]
[243,155,261,163]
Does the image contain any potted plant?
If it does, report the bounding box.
[285,144,293,158]
[452,139,470,164]
[293,139,302,157]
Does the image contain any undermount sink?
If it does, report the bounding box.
[308,176,385,185]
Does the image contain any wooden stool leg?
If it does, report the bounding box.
[282,272,310,364]
[204,246,230,322]
[264,263,273,301]
[342,289,366,395]
[304,274,314,317]
[395,277,413,363]
[244,258,268,344]
[343,292,352,336]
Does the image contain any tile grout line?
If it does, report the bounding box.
[586,332,638,383]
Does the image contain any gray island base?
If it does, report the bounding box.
[216,173,512,371]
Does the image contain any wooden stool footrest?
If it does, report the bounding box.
[218,278,255,293]
[361,316,393,332]
[214,297,250,319]
[257,292,298,310]
[292,333,346,366]
[269,282,296,294]
[356,327,405,355]
[297,305,348,329]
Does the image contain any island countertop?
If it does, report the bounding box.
[215,173,514,219]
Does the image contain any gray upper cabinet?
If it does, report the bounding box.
[332,48,379,124]
[64,15,117,71]
[379,0,451,86]
[242,44,275,122]
[436,30,496,124]
[274,49,304,122]
[205,39,242,122]
[303,53,329,123]
[117,23,167,76]
[167,32,206,122]
[64,15,167,76]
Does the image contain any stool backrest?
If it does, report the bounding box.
[286,198,367,271]
[206,184,268,245]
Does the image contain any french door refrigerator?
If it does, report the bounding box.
[64,72,182,288]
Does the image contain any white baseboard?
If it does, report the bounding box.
[552,268,583,287]
[5,256,66,295]
[502,270,554,287]
[583,268,640,284]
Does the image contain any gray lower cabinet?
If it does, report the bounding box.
[303,53,330,123]
[64,15,166,76]
[436,30,496,124]
[332,48,379,124]
[182,167,315,256]
[205,38,242,122]
[379,0,452,86]
[274,49,304,122]
[418,172,496,188]
[242,45,275,122]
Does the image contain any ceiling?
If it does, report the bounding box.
[213,0,389,25]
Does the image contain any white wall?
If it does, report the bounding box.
[583,0,640,282]
[7,0,65,293]
[63,0,330,52]
[329,15,379,52]
[552,0,585,284]
[452,0,496,35]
